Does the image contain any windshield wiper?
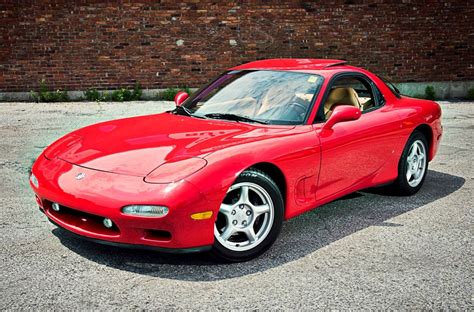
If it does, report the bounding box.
[204,113,268,124]
[172,105,192,116]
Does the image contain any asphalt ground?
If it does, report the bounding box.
[0,101,472,310]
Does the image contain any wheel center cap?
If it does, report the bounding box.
[233,204,253,228]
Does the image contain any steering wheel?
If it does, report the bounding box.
[256,97,308,122]
[287,102,307,118]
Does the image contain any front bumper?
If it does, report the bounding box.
[48,217,211,253]
[30,156,216,250]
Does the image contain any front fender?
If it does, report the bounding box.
[185,126,321,220]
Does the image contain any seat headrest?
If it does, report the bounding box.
[324,87,360,115]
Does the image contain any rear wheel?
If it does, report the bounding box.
[393,130,429,195]
[211,168,283,262]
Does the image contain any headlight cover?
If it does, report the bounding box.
[30,173,39,188]
[122,205,169,217]
[144,157,207,184]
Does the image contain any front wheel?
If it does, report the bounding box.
[211,168,284,262]
[393,130,429,195]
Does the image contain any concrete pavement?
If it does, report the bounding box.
[0,101,472,309]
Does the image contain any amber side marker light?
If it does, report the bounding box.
[191,211,213,220]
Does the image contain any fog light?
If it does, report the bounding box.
[122,205,169,217]
[51,202,60,212]
[103,218,113,228]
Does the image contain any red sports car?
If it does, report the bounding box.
[30,59,442,261]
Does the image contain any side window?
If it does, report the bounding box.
[319,75,383,121]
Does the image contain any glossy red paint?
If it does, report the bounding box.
[30,59,442,251]
[230,58,347,71]
[323,105,361,130]
[174,91,189,106]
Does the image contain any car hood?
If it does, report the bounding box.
[46,112,295,177]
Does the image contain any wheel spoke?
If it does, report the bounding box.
[253,204,270,216]
[414,165,422,179]
[239,186,250,204]
[414,143,420,156]
[417,143,424,156]
[409,145,416,158]
[243,227,256,242]
[413,171,419,180]
[220,225,235,241]
[220,203,233,218]
[406,169,413,181]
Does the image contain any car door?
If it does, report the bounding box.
[314,73,402,200]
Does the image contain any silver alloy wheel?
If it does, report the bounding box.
[214,182,274,252]
[406,139,427,187]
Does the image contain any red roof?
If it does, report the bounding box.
[231,58,347,71]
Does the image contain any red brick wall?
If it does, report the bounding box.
[1,1,473,92]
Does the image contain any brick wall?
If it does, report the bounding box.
[1,1,473,92]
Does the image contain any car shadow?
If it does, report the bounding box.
[52,170,465,281]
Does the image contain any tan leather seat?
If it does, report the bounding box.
[324,87,361,119]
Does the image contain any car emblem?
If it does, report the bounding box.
[75,172,86,180]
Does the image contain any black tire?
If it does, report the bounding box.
[393,130,429,195]
[211,168,284,262]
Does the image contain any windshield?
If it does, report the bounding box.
[182,70,323,125]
